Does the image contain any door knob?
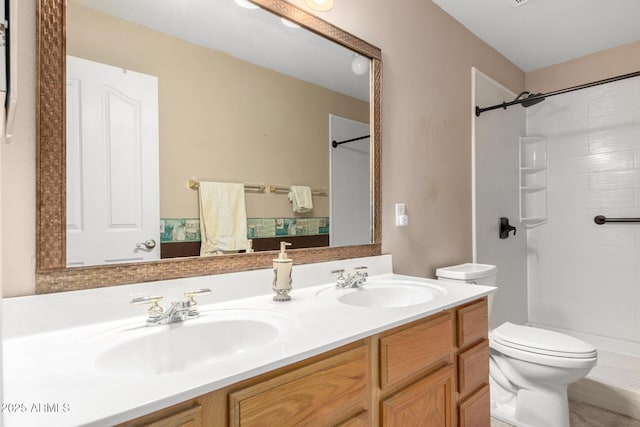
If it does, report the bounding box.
[136,239,157,250]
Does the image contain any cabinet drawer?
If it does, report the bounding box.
[458,384,490,427]
[229,344,368,426]
[381,364,455,427]
[457,339,489,396]
[380,312,453,389]
[457,299,488,349]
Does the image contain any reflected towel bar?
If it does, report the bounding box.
[269,185,328,196]
[188,180,265,192]
[594,215,640,225]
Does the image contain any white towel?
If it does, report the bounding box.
[199,182,248,255]
[288,186,313,213]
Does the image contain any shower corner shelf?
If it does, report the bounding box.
[519,136,547,227]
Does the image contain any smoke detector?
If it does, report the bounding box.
[512,0,533,7]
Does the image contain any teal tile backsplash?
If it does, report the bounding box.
[161,217,329,243]
[161,219,201,243]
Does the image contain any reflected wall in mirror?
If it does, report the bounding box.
[36,0,381,292]
[67,0,370,267]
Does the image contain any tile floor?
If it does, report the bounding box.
[490,400,640,427]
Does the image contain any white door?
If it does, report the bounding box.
[329,115,371,247]
[66,56,160,267]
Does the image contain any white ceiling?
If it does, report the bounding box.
[71,0,370,101]
[432,0,640,72]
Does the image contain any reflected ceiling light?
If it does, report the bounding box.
[281,17,301,28]
[351,55,369,76]
[234,0,259,9]
[305,0,334,12]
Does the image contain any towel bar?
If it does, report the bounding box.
[189,180,265,192]
[269,185,328,196]
[594,215,640,225]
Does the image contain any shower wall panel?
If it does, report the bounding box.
[526,76,640,343]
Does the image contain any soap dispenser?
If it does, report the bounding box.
[272,242,293,301]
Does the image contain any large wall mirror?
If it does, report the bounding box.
[36,0,381,293]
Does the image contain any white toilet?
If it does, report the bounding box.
[435,263,597,427]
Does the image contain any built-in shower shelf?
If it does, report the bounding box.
[520,166,546,173]
[520,186,545,192]
[519,136,547,227]
[521,217,546,225]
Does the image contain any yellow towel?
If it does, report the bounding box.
[288,186,313,213]
[199,182,248,255]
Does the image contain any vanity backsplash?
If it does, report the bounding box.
[161,217,330,243]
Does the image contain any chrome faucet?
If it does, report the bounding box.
[130,288,211,326]
[331,266,368,288]
[162,301,190,323]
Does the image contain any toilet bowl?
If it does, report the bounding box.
[436,263,597,427]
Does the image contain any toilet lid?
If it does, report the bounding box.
[435,263,497,280]
[492,323,597,359]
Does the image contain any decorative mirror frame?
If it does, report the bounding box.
[35,0,382,294]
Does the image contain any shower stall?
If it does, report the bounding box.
[473,67,640,420]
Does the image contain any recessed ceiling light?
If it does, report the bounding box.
[305,0,334,12]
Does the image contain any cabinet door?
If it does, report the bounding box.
[381,365,455,427]
[229,344,368,426]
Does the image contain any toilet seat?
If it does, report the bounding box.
[492,323,597,359]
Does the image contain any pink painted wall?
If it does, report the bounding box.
[527,41,640,93]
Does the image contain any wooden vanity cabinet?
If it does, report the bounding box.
[118,298,490,427]
[455,298,490,427]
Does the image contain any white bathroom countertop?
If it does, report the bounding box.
[3,255,495,426]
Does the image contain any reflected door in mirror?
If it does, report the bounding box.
[330,115,371,246]
[66,56,161,267]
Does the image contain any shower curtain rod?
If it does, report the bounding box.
[332,134,370,148]
[475,70,640,117]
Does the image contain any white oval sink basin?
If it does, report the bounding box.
[318,280,446,308]
[68,309,293,376]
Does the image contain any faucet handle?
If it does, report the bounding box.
[184,288,212,316]
[354,266,368,275]
[353,266,368,286]
[184,288,212,298]
[331,269,347,288]
[130,295,164,321]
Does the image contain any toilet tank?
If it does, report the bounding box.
[435,263,497,286]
